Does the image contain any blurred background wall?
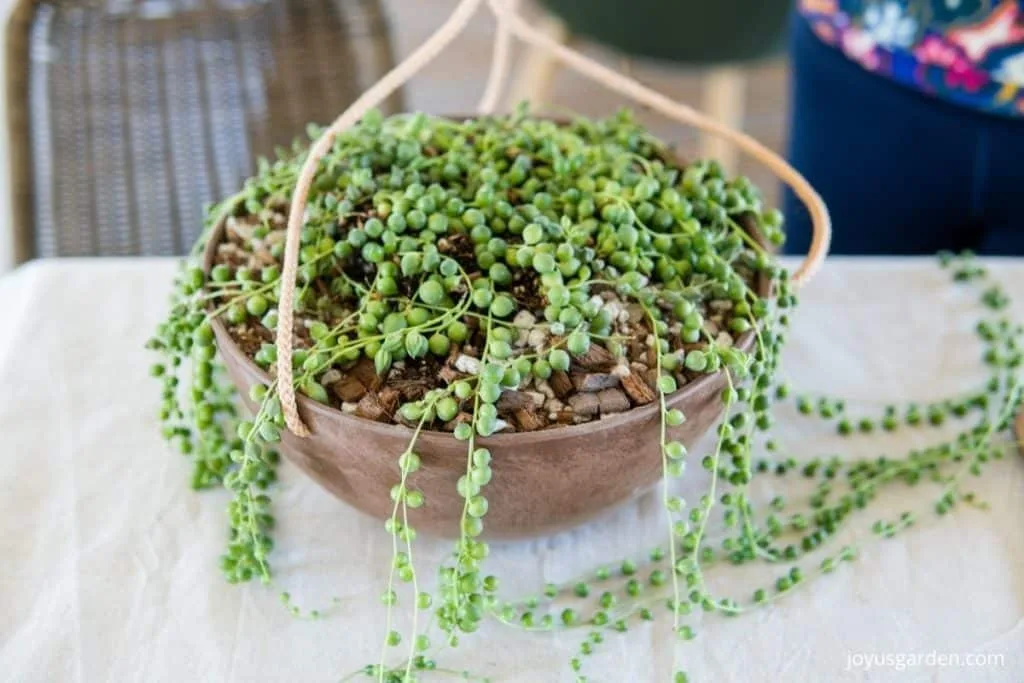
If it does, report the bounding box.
[382,0,789,204]
[0,0,790,271]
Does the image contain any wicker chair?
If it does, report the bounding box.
[4,0,403,262]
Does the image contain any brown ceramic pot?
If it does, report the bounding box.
[205,195,762,541]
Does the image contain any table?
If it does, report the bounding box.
[1,258,1022,682]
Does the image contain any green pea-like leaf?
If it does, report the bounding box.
[374,348,393,376]
[404,331,428,359]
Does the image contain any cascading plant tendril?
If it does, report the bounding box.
[148,109,1023,683]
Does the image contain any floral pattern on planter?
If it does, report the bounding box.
[800,0,1024,116]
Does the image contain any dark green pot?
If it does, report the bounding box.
[539,0,793,65]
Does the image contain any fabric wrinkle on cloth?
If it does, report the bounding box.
[0,258,1022,682]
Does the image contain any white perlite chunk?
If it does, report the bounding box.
[534,379,555,399]
[512,310,537,329]
[611,359,631,378]
[527,328,548,349]
[320,369,342,385]
[525,391,546,408]
[626,303,645,323]
[341,402,359,414]
[454,354,482,375]
[603,300,623,322]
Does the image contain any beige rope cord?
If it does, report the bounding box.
[273,0,832,437]
[477,0,518,115]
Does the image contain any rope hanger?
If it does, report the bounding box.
[272,0,833,437]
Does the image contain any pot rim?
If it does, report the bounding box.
[205,216,760,446]
[202,121,767,446]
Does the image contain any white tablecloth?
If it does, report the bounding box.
[1,258,1022,683]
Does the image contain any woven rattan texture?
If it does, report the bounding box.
[19,0,402,257]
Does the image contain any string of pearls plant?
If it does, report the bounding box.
[147,2,1020,680]
[148,108,1022,682]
